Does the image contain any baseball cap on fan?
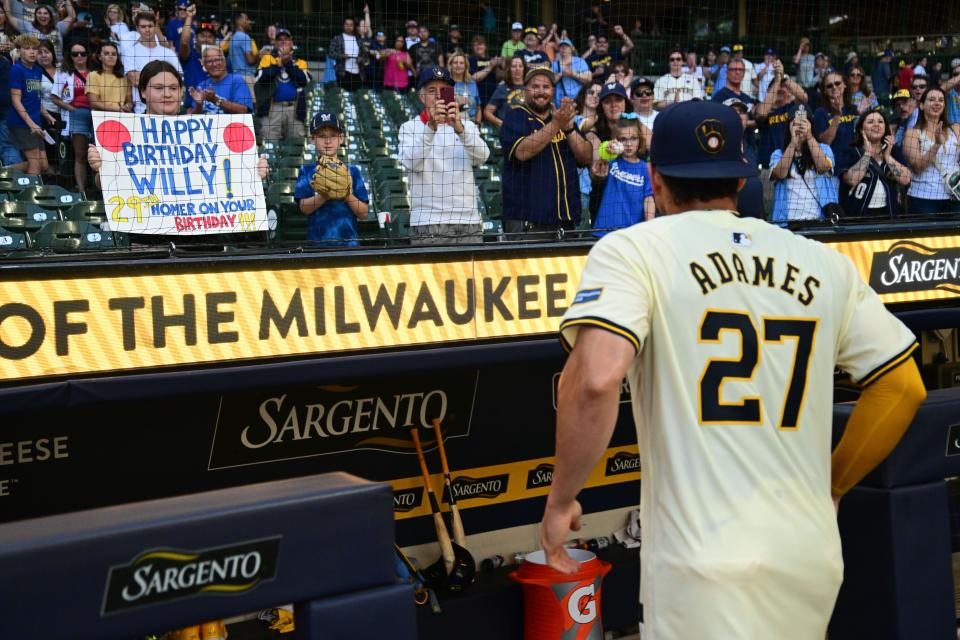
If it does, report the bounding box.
[649,101,757,179]
[309,111,343,134]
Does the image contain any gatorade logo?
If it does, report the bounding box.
[567,583,598,624]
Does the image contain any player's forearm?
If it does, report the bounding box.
[831,358,925,496]
[548,362,622,507]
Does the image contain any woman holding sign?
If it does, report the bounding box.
[88,60,268,184]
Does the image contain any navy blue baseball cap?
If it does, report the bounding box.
[598,81,627,102]
[649,101,757,179]
[417,65,454,90]
[309,111,343,134]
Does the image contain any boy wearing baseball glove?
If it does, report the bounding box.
[294,111,369,245]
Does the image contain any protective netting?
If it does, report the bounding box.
[0,0,956,253]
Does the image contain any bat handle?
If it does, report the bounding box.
[450,503,467,548]
[434,513,456,574]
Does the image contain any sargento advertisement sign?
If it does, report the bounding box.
[868,240,960,296]
[831,234,960,304]
[208,371,479,469]
[101,537,280,615]
[2,234,958,383]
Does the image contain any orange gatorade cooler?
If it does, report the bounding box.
[509,549,611,640]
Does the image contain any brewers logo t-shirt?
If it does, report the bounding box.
[813,105,858,159]
[7,60,42,129]
[593,157,652,235]
[560,211,916,638]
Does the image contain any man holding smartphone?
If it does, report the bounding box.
[398,65,489,245]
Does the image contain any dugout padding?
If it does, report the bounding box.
[0,473,412,640]
[829,389,960,639]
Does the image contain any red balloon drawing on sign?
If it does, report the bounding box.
[223,122,255,153]
[95,120,131,153]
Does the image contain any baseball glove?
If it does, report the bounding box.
[311,155,352,200]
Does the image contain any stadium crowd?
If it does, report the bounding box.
[0,2,959,249]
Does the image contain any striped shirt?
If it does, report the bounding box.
[907,128,960,201]
[769,144,839,221]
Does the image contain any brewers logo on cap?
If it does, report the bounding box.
[696,119,726,154]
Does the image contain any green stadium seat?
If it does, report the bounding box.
[0,228,29,251]
[372,157,401,172]
[32,220,118,252]
[265,182,296,205]
[63,201,107,226]
[482,217,503,242]
[0,201,59,232]
[277,155,307,169]
[272,167,301,183]
[386,211,410,241]
[0,169,41,185]
[17,185,84,210]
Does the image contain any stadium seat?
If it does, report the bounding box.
[0,169,41,185]
[279,156,307,169]
[16,185,84,210]
[0,201,59,232]
[386,211,411,241]
[482,217,503,242]
[63,201,107,226]
[273,167,301,183]
[32,220,118,253]
[0,228,29,251]
[266,182,296,205]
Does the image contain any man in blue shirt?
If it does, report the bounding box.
[711,58,756,110]
[178,12,214,90]
[165,0,197,45]
[945,59,960,126]
[0,54,22,167]
[184,45,252,114]
[227,11,258,100]
[500,66,593,238]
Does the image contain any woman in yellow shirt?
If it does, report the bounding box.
[87,42,131,112]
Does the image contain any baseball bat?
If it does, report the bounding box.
[432,418,466,548]
[411,427,456,575]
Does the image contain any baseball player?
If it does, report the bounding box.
[293,111,369,245]
[540,100,926,638]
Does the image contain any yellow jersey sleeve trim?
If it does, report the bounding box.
[508,136,526,161]
[859,341,918,387]
[559,317,641,354]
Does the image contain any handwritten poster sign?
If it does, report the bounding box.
[93,113,267,235]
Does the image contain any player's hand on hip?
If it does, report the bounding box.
[540,499,583,574]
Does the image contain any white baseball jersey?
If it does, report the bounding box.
[653,72,704,104]
[560,211,916,639]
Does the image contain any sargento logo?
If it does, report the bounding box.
[868,241,960,296]
[445,474,509,501]
[605,452,640,476]
[208,372,479,470]
[526,463,554,489]
[393,487,424,513]
[101,537,280,615]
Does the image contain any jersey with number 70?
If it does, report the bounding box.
[559,210,916,638]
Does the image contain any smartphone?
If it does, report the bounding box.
[440,86,455,105]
